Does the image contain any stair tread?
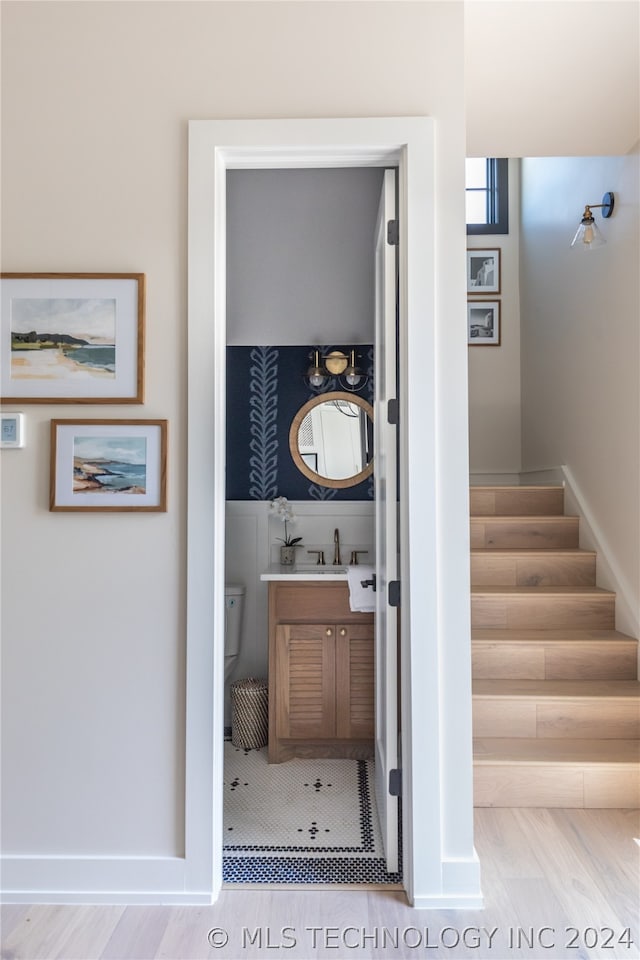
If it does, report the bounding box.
[472,628,637,643]
[471,515,577,521]
[473,737,640,765]
[471,485,564,491]
[473,678,640,698]
[471,548,596,556]
[472,585,614,595]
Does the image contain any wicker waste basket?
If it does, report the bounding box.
[230,677,268,750]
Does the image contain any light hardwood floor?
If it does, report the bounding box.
[2,809,638,960]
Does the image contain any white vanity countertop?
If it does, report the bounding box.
[260,564,350,581]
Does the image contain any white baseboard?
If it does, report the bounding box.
[410,855,483,910]
[518,466,565,485]
[0,856,213,904]
[560,466,639,639]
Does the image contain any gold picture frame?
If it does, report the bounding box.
[50,419,167,512]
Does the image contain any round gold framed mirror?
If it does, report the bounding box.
[288,391,374,489]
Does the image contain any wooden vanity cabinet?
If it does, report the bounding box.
[268,581,374,763]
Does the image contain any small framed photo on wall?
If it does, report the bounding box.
[467,248,501,295]
[468,300,501,346]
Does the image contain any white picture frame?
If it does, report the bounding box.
[466,248,501,295]
[467,300,501,346]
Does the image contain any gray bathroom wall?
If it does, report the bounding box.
[226,167,384,345]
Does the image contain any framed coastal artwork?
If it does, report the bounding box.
[466,249,501,295]
[1,273,145,403]
[50,419,167,512]
[467,300,501,346]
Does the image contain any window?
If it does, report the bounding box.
[466,158,509,235]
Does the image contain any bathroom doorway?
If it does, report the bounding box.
[186,117,461,908]
[223,164,400,884]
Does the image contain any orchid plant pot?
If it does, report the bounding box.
[279,545,297,565]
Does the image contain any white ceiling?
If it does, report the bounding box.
[465,0,639,156]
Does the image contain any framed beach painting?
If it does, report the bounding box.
[467,300,501,346]
[50,419,167,512]
[1,273,145,403]
[466,249,501,295]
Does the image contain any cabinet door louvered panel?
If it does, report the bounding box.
[336,624,375,739]
[275,624,336,740]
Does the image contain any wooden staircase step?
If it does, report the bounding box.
[470,485,565,517]
[469,484,639,808]
[471,515,579,549]
[473,679,640,740]
[473,738,640,807]
[472,628,639,680]
[471,586,616,630]
[471,549,596,586]
[473,678,640,698]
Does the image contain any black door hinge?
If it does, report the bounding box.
[389,768,402,797]
[387,398,399,425]
[387,219,399,245]
[388,580,401,607]
[360,573,376,592]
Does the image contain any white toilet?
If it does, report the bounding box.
[224,583,245,683]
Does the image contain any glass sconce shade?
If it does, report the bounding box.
[343,349,362,387]
[571,211,606,250]
[570,193,614,250]
[307,349,326,387]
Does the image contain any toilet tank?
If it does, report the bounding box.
[224,583,245,657]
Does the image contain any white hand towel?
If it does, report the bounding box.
[347,565,376,613]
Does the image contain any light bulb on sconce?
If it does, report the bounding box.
[306,349,326,388]
[570,192,614,250]
[343,349,362,388]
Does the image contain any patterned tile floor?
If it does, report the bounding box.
[223,741,402,884]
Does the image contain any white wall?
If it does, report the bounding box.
[465,1,640,157]
[1,0,472,901]
[468,158,521,477]
[227,168,382,345]
[520,151,640,636]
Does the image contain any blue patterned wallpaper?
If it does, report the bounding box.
[226,345,374,501]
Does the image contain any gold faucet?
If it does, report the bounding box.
[333,528,342,565]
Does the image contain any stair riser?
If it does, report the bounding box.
[472,642,639,680]
[470,487,564,517]
[473,699,640,739]
[471,554,596,587]
[472,595,615,630]
[474,765,640,808]
[471,518,579,549]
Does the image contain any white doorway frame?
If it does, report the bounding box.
[186,117,481,908]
